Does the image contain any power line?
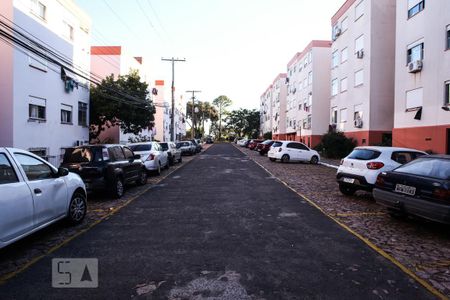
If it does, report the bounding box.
[102,0,141,41]
[135,0,163,42]
[144,0,171,42]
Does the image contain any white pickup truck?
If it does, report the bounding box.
[0,147,86,249]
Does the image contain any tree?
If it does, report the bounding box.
[225,109,260,139]
[89,70,155,142]
[186,101,218,138]
[212,95,232,140]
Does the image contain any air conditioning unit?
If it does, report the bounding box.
[354,118,363,128]
[408,60,423,73]
[356,50,364,59]
[335,27,342,37]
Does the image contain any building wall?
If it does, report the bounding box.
[3,0,91,166]
[271,74,287,139]
[393,0,450,154]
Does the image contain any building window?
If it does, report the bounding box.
[341,47,348,63]
[341,77,348,92]
[354,69,364,86]
[446,25,450,50]
[332,50,339,68]
[354,104,363,121]
[331,107,338,124]
[406,87,423,110]
[63,21,74,41]
[331,79,338,96]
[341,17,349,32]
[61,104,73,124]
[340,108,348,123]
[29,97,46,121]
[407,42,424,63]
[355,1,364,20]
[308,71,313,85]
[355,35,364,53]
[445,81,450,105]
[78,102,88,126]
[31,0,46,20]
[408,0,425,18]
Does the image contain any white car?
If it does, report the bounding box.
[336,146,427,195]
[268,141,320,164]
[0,147,87,249]
[237,139,248,147]
[128,142,169,175]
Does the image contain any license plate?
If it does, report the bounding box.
[343,177,355,184]
[395,184,416,196]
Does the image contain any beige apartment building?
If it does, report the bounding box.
[330,0,396,146]
[260,85,273,137]
[271,73,287,140]
[393,0,450,154]
[285,40,332,148]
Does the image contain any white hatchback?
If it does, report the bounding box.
[268,141,320,164]
[128,142,169,175]
[336,146,427,195]
[0,148,87,249]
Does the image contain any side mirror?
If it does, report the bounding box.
[133,154,141,160]
[58,167,69,177]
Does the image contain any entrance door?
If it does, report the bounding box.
[447,129,450,155]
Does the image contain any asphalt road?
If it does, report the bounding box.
[0,143,435,299]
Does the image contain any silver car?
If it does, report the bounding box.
[128,142,169,175]
[159,142,182,165]
[176,141,196,156]
[0,147,87,249]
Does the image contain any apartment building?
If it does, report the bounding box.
[152,80,171,142]
[330,0,396,146]
[0,0,91,166]
[271,73,287,140]
[393,0,450,154]
[90,45,152,144]
[285,41,332,148]
[259,85,273,137]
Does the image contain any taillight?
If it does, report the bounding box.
[340,159,344,165]
[278,148,282,152]
[433,188,450,201]
[367,162,384,170]
[146,154,155,161]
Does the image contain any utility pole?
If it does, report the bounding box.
[186,90,201,138]
[161,57,186,141]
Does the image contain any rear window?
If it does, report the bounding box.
[395,158,450,180]
[63,147,103,163]
[272,142,283,147]
[391,151,425,165]
[262,140,273,145]
[129,144,152,152]
[347,149,381,160]
[159,143,168,151]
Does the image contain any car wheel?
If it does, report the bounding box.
[259,151,265,156]
[169,156,175,166]
[136,168,148,185]
[178,156,183,163]
[281,154,290,163]
[111,177,125,198]
[269,157,276,162]
[67,191,87,225]
[339,184,356,196]
[310,155,319,165]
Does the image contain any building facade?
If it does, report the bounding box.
[271,73,287,140]
[330,0,396,146]
[285,41,332,148]
[260,85,273,138]
[393,0,450,154]
[0,0,91,166]
[152,80,171,142]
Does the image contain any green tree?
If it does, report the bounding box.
[212,95,232,140]
[226,109,260,139]
[89,70,155,142]
[186,101,218,138]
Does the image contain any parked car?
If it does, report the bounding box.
[336,146,427,196]
[191,139,203,153]
[248,139,264,150]
[159,142,182,165]
[373,155,450,223]
[237,139,248,147]
[256,140,274,156]
[62,144,147,198]
[128,142,169,175]
[177,141,196,155]
[0,147,87,249]
[206,137,214,144]
[268,141,320,164]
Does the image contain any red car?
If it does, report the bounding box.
[247,139,264,150]
[256,140,274,155]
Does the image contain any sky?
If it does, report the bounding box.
[76,0,345,110]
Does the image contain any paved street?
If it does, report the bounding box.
[0,144,435,299]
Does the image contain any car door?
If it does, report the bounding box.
[119,146,137,183]
[0,151,35,244]
[155,143,168,166]
[13,152,67,227]
[286,143,300,160]
[297,143,312,161]
[123,146,141,180]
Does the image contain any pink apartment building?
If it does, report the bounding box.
[271,73,287,140]
[260,84,273,137]
[393,0,450,154]
[330,0,396,146]
[285,40,331,148]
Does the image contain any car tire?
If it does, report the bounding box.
[66,191,87,225]
[111,177,125,198]
[178,156,182,163]
[259,151,265,156]
[339,184,356,196]
[165,161,170,170]
[281,154,290,163]
[136,168,148,186]
[310,155,319,165]
[269,157,276,162]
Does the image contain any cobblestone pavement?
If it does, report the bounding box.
[0,144,212,282]
[235,144,450,297]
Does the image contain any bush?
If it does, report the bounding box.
[314,131,357,159]
[263,131,272,140]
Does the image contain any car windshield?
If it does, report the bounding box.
[159,143,168,151]
[129,144,151,152]
[395,158,450,180]
[347,149,381,160]
[63,147,102,163]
